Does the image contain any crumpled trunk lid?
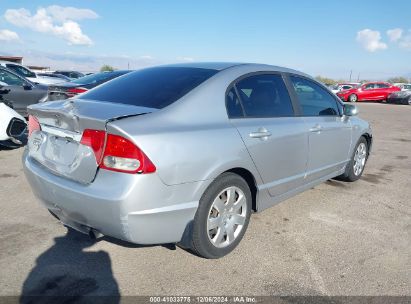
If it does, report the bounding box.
[27,99,156,184]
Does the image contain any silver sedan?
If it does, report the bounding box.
[23,63,372,258]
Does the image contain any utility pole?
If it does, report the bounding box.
[349,70,352,82]
[127,62,130,70]
[357,73,360,82]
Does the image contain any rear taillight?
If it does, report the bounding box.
[28,115,41,137]
[80,130,106,163]
[67,87,88,97]
[80,129,156,174]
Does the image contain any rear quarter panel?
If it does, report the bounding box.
[107,116,261,186]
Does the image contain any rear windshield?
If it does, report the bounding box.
[79,67,218,109]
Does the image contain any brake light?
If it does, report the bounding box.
[80,129,156,174]
[28,115,41,137]
[67,87,88,97]
[80,130,106,164]
[101,134,156,173]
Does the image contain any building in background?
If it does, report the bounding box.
[0,56,23,64]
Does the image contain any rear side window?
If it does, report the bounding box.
[79,67,218,109]
[229,74,294,118]
[226,88,243,118]
[377,83,389,88]
[290,76,340,116]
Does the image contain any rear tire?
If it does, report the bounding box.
[338,137,368,182]
[348,94,358,102]
[191,173,252,259]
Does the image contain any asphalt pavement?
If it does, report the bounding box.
[0,103,409,297]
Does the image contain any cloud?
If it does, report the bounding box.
[45,5,98,22]
[0,29,19,42]
[4,6,98,46]
[387,28,403,42]
[356,29,387,52]
[176,56,195,62]
[398,31,411,50]
[386,28,411,51]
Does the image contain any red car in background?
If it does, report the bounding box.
[337,82,400,102]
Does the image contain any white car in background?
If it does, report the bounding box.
[331,83,360,94]
[0,87,27,148]
[393,83,411,91]
[0,61,66,85]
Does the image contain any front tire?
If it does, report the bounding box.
[348,94,358,102]
[191,173,252,259]
[338,137,368,182]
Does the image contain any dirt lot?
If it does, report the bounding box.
[0,103,410,297]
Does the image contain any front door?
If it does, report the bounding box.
[288,75,352,182]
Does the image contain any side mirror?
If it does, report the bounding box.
[344,104,359,116]
[23,83,33,90]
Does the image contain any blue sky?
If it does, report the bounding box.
[0,0,410,79]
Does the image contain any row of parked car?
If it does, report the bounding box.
[329,81,411,105]
[0,61,131,148]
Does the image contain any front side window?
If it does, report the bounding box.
[5,64,36,78]
[363,83,375,90]
[290,76,340,116]
[230,74,294,118]
[0,69,25,86]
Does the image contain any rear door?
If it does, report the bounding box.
[375,83,391,100]
[288,75,352,182]
[227,73,308,198]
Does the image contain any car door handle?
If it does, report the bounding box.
[249,128,272,139]
[309,124,323,133]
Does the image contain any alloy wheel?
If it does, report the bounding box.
[349,94,357,102]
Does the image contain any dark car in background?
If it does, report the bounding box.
[0,66,47,116]
[53,70,85,79]
[47,70,131,101]
[37,73,71,82]
[387,90,411,105]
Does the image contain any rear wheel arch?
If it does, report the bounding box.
[223,167,258,212]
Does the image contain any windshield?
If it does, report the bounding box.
[79,67,218,109]
[5,64,36,78]
[71,71,128,84]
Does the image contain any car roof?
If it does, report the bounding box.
[154,62,309,76]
